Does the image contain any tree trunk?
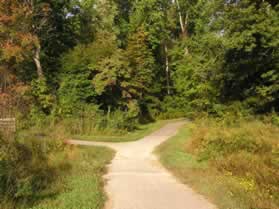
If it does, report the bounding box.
[175,0,188,37]
[165,44,170,95]
[174,0,190,56]
[107,105,111,120]
[33,43,44,79]
[175,0,185,36]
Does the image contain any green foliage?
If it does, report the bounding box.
[58,33,117,113]
[221,0,279,112]
[125,26,155,100]
[0,135,68,208]
[168,33,224,112]
[163,0,279,115]
[59,25,156,118]
[129,0,170,49]
[31,79,55,114]
[91,26,156,116]
[3,0,278,124]
[157,96,189,119]
[92,48,131,109]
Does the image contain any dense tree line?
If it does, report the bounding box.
[0,0,278,120]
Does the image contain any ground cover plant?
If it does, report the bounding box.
[157,116,279,209]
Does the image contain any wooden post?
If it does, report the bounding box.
[0,118,16,140]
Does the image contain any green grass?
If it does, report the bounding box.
[75,120,168,142]
[29,146,114,209]
[156,124,257,209]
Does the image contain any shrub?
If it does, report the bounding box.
[210,102,252,119]
[157,96,198,120]
[31,79,55,114]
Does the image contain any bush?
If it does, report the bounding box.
[31,79,55,114]
[210,102,252,119]
[0,135,68,208]
[156,96,195,119]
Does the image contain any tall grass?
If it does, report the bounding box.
[0,135,70,209]
[187,118,279,208]
[20,107,140,139]
[157,116,279,209]
[1,118,115,209]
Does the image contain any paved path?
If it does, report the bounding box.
[68,121,217,209]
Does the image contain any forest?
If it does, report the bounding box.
[0,0,278,209]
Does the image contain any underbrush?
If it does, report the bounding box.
[0,135,70,209]
[157,116,279,209]
[19,106,144,140]
[18,104,163,143]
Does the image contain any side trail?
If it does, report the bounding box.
[68,121,217,209]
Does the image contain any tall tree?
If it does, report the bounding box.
[221,0,279,112]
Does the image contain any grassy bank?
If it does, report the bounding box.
[75,120,168,142]
[0,136,114,209]
[30,146,114,209]
[156,118,279,209]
